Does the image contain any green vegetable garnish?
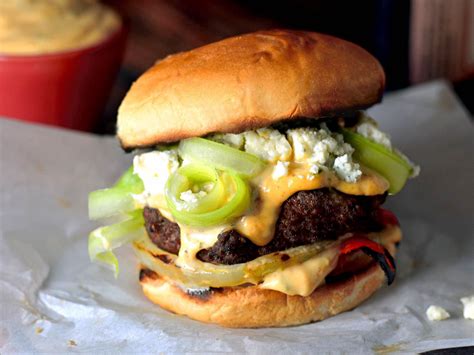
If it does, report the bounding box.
[179,137,265,177]
[88,210,145,277]
[342,128,413,194]
[165,164,226,214]
[165,165,251,227]
[114,165,144,192]
[88,167,146,276]
[88,166,144,220]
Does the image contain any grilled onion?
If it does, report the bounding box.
[133,231,334,288]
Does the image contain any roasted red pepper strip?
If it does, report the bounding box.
[377,208,399,226]
[339,236,396,285]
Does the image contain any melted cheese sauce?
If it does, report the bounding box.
[260,247,339,296]
[236,165,389,246]
[259,225,401,296]
[146,162,389,279]
[176,225,224,269]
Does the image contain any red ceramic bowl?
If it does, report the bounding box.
[0,23,127,131]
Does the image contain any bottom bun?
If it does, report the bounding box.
[139,259,390,328]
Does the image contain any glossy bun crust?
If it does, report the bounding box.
[117,29,385,149]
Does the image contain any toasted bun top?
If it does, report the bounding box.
[117,29,385,149]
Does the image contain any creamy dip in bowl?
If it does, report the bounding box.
[0,0,121,55]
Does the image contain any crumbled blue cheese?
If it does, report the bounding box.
[272,161,289,180]
[355,113,392,149]
[179,190,207,208]
[288,124,350,160]
[210,133,244,149]
[180,190,206,203]
[333,154,362,182]
[214,125,362,183]
[356,121,392,149]
[287,126,361,182]
[356,114,420,177]
[426,305,450,321]
[243,128,292,162]
[461,295,474,320]
[177,182,214,210]
[133,150,179,196]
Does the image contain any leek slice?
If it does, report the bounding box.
[342,129,413,194]
[88,166,144,220]
[88,210,145,277]
[179,137,265,177]
[166,164,226,213]
[165,169,250,227]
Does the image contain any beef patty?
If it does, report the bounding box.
[143,207,180,254]
[143,188,386,265]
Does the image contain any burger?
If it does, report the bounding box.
[88,29,419,327]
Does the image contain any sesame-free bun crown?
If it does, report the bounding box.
[117,29,385,149]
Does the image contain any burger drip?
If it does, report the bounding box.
[143,167,389,265]
[235,165,389,246]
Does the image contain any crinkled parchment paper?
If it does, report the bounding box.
[1,81,473,353]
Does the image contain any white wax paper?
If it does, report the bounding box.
[1,81,473,354]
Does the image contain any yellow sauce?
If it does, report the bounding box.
[0,0,121,55]
[259,225,401,296]
[146,162,390,286]
[177,225,224,269]
[260,247,339,296]
[236,165,389,246]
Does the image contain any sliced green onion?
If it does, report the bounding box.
[342,129,413,194]
[165,169,250,227]
[88,210,145,277]
[179,137,265,177]
[88,166,144,220]
[166,164,226,213]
